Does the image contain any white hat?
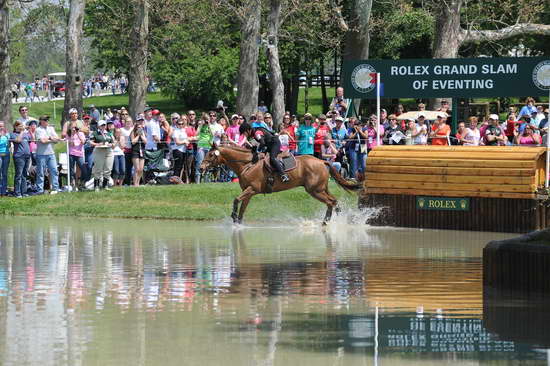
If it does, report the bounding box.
[231,114,239,119]
[97,120,107,126]
[68,108,78,114]
[489,114,499,120]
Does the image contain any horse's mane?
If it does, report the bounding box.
[219,145,252,154]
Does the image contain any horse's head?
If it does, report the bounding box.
[200,144,225,173]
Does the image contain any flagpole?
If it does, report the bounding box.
[376,72,381,146]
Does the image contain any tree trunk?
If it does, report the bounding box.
[236,0,261,117]
[289,59,300,115]
[343,0,373,116]
[63,0,85,126]
[320,57,329,113]
[266,0,285,131]
[0,1,10,128]
[432,0,463,60]
[128,0,149,119]
[343,0,372,61]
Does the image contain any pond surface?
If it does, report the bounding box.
[0,217,548,365]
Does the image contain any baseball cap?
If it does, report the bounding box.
[335,116,344,122]
[489,114,499,120]
[97,120,107,126]
[136,114,145,121]
[304,113,313,119]
[89,104,95,108]
[171,113,181,119]
[68,108,78,114]
[231,114,239,119]
[83,114,91,119]
[152,109,160,116]
[318,114,327,120]
[144,106,152,112]
[38,115,50,121]
[27,120,37,126]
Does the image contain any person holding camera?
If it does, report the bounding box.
[90,120,115,191]
[329,87,348,116]
[67,120,87,190]
[482,114,506,146]
[347,118,369,180]
[62,108,84,139]
[131,116,147,186]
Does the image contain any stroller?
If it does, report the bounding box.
[144,149,173,184]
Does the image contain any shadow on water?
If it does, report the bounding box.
[484,285,550,348]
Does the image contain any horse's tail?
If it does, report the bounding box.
[324,161,363,194]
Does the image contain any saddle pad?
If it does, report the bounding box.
[280,155,297,172]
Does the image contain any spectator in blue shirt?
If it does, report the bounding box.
[0,121,9,196]
[518,97,538,119]
[296,113,316,155]
[331,116,348,150]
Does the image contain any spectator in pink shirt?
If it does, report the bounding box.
[67,120,88,188]
[226,114,241,145]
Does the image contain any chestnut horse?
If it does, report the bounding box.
[199,145,362,225]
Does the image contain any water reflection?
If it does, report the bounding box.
[0,217,543,365]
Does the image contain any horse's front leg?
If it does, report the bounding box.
[231,198,240,223]
[234,186,255,224]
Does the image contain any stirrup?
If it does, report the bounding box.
[281,174,290,182]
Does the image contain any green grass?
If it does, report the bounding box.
[0,182,354,221]
[12,92,184,126]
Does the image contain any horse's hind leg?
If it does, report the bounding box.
[310,191,336,225]
[325,190,340,214]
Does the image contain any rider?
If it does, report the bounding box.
[239,121,290,182]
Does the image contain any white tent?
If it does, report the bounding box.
[47,72,66,78]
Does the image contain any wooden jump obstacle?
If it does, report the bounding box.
[362,146,550,233]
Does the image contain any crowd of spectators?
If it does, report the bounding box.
[0,91,548,197]
[11,74,129,103]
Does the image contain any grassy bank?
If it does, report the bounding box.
[0,182,354,221]
[12,92,182,125]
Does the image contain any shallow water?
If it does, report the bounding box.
[0,217,547,365]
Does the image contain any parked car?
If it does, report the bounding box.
[53,80,65,97]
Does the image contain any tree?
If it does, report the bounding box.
[128,0,148,119]
[0,0,10,126]
[231,0,262,117]
[341,0,372,61]
[432,0,550,59]
[63,0,85,126]
[266,0,284,129]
